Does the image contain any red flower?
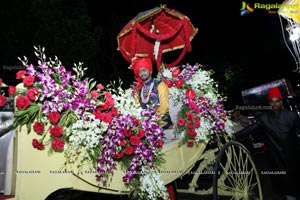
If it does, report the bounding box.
[96,84,104,90]
[130,136,141,146]
[172,68,181,78]
[188,101,197,109]
[157,140,163,148]
[8,86,16,96]
[114,151,123,159]
[120,139,127,146]
[0,95,7,107]
[177,118,185,126]
[137,129,145,138]
[186,112,194,121]
[185,89,196,99]
[186,140,194,147]
[124,146,135,156]
[23,76,35,87]
[124,129,132,137]
[195,117,201,128]
[187,121,194,129]
[187,129,197,139]
[27,88,39,101]
[175,80,183,88]
[16,96,30,110]
[164,80,173,88]
[49,125,63,137]
[33,122,45,135]
[51,137,65,151]
[91,90,100,99]
[133,119,139,127]
[0,78,2,87]
[49,111,61,124]
[32,139,45,150]
[16,70,26,79]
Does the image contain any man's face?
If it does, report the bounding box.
[138,67,152,82]
[268,98,282,111]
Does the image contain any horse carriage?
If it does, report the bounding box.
[0,5,263,200]
[0,94,263,200]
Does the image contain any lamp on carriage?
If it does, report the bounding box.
[286,23,300,41]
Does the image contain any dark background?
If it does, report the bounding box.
[0,0,299,108]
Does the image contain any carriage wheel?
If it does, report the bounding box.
[213,141,263,200]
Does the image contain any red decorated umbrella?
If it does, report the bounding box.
[116,4,198,70]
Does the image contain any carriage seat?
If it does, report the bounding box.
[163,98,183,143]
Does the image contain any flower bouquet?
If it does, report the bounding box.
[158,63,235,147]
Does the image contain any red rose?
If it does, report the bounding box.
[195,117,201,128]
[124,129,132,137]
[186,112,194,121]
[172,68,181,78]
[16,96,30,110]
[49,125,63,137]
[188,101,197,109]
[164,80,173,88]
[177,118,185,126]
[133,119,139,127]
[32,139,45,150]
[23,76,35,87]
[114,151,123,159]
[49,111,61,124]
[187,121,194,129]
[51,137,65,151]
[185,89,196,99]
[137,129,145,138]
[91,90,100,99]
[8,86,16,96]
[175,80,183,88]
[130,135,141,146]
[26,88,39,101]
[157,140,163,148]
[124,146,135,156]
[186,140,194,147]
[187,129,197,139]
[33,122,45,135]
[96,84,104,90]
[0,95,7,107]
[120,139,127,146]
[16,70,26,79]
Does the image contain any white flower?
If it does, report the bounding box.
[162,68,172,79]
[64,112,107,164]
[195,117,213,143]
[112,88,143,120]
[224,119,236,136]
[140,168,169,200]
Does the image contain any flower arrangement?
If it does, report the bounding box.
[158,63,235,146]
[0,46,169,199]
[0,46,235,200]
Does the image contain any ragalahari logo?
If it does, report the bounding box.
[240,2,255,16]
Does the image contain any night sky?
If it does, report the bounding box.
[0,0,299,107]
